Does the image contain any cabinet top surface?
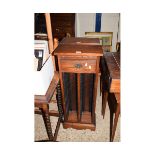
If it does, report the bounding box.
[54,44,103,56]
[60,37,100,45]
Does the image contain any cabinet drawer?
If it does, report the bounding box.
[60,59,97,73]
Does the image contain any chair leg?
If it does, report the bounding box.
[56,81,64,122]
[41,105,54,141]
[53,117,61,141]
[111,103,120,142]
[52,81,64,141]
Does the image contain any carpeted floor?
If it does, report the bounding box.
[35,81,120,142]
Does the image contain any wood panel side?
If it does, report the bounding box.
[92,57,100,123]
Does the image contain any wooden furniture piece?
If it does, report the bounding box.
[108,93,120,142]
[45,13,54,54]
[50,13,75,41]
[60,37,100,45]
[35,13,75,42]
[34,72,63,141]
[54,40,103,130]
[100,52,120,141]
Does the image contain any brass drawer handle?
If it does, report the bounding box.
[74,64,82,69]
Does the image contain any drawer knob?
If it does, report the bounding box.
[85,63,88,67]
[75,64,82,69]
[89,65,92,69]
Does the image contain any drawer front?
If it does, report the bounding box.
[60,59,97,73]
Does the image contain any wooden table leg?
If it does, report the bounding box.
[102,91,108,119]
[108,93,120,142]
[111,103,120,142]
[41,104,54,141]
[100,75,102,96]
[110,108,114,141]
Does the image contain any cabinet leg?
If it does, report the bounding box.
[41,105,54,141]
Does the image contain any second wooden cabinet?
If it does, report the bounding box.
[50,13,75,41]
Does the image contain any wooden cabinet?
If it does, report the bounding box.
[54,38,103,130]
[34,13,75,41]
[50,13,75,41]
[60,37,100,45]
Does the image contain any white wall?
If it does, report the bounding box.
[75,13,96,37]
[101,13,120,51]
[75,13,120,52]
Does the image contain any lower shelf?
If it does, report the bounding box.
[63,113,96,131]
[67,111,78,123]
[67,111,92,124]
[63,122,96,131]
[62,73,97,130]
[81,111,92,124]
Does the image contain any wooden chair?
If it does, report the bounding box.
[34,72,63,142]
